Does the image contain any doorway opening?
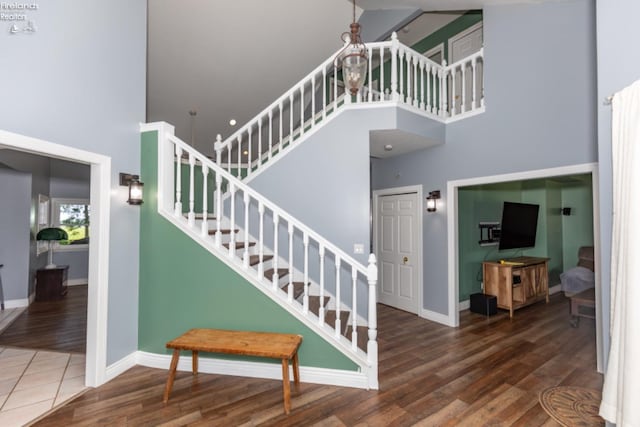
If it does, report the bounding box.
[446,162,603,372]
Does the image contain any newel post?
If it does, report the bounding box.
[214,134,222,166]
[155,122,176,215]
[367,253,379,389]
[391,32,399,102]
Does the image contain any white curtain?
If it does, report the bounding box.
[600,79,640,426]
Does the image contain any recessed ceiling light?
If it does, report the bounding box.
[243,150,248,155]
[384,144,393,151]
[229,119,237,126]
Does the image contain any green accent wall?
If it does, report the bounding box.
[138,131,357,370]
[410,11,483,60]
[457,174,593,302]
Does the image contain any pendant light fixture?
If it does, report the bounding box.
[336,0,368,96]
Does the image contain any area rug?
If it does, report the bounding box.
[539,386,604,427]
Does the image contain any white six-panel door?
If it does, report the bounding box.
[378,193,419,314]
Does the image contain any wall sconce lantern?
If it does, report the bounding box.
[426,190,441,213]
[120,173,144,205]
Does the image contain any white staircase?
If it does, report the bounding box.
[148,34,485,390]
[215,32,484,182]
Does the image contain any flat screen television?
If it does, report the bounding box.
[498,202,539,250]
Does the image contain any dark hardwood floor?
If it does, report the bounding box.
[35,293,601,426]
[0,285,87,354]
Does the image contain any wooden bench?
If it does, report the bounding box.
[163,328,303,414]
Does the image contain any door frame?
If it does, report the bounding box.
[373,185,423,315]
[448,21,483,64]
[446,162,603,372]
[0,128,111,386]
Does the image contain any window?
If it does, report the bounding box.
[51,198,90,249]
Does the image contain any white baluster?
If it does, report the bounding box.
[188,153,195,226]
[258,118,262,168]
[426,64,431,113]
[351,266,358,351]
[368,46,373,103]
[174,145,183,216]
[311,74,316,127]
[319,245,325,325]
[201,165,208,237]
[480,49,485,107]
[413,56,419,107]
[226,146,231,174]
[247,126,252,176]
[441,60,448,117]
[322,67,327,120]
[214,134,222,167]
[335,255,341,339]
[215,173,222,248]
[289,93,294,143]
[287,223,294,303]
[279,102,283,151]
[432,65,437,114]
[228,182,235,258]
[272,212,279,290]
[379,46,385,102]
[303,233,309,314]
[420,60,425,110]
[268,110,273,160]
[237,135,241,175]
[333,62,338,110]
[258,202,264,278]
[406,51,411,104]
[461,63,467,114]
[399,48,404,102]
[243,192,250,269]
[367,254,378,380]
[471,57,477,110]
[451,65,457,116]
[391,32,399,101]
[300,86,305,136]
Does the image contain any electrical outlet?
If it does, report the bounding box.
[353,243,364,254]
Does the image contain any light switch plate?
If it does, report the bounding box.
[353,243,364,254]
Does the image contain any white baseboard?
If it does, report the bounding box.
[549,284,562,295]
[135,351,369,389]
[68,279,88,286]
[104,351,137,383]
[3,298,29,309]
[458,300,470,311]
[420,308,453,326]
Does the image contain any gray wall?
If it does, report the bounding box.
[372,0,597,315]
[0,166,31,301]
[595,0,640,368]
[0,0,146,364]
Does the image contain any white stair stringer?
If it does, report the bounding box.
[148,121,379,389]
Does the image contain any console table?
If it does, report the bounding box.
[35,265,69,301]
[482,257,549,318]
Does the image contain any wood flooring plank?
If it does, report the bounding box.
[33,293,602,426]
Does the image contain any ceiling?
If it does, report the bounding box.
[147,0,558,159]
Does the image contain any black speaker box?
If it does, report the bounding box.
[470,293,497,316]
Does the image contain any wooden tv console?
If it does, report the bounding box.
[482,256,549,318]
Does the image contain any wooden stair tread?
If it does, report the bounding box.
[308,296,330,316]
[264,268,289,281]
[249,255,274,266]
[280,282,305,300]
[345,325,368,352]
[223,242,256,249]
[208,229,239,235]
[324,310,350,335]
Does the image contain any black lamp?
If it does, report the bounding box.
[36,227,68,269]
[120,173,144,205]
[426,190,441,213]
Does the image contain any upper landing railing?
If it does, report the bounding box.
[215,32,484,179]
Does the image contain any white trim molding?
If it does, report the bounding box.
[136,351,370,389]
[0,128,111,389]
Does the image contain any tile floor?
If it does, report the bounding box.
[0,333,87,426]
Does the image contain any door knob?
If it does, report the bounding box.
[403,256,409,264]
